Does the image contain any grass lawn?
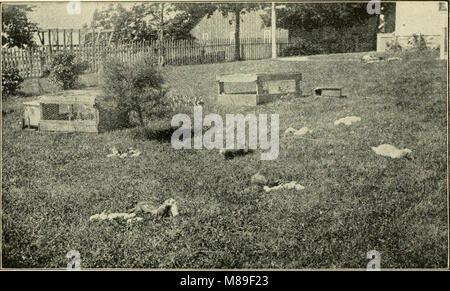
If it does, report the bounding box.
[2,50,447,269]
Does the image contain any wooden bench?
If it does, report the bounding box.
[216,72,302,106]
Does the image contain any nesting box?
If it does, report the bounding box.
[23,90,101,133]
[313,87,343,98]
[216,72,302,106]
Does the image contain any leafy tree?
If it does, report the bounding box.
[91,3,155,43]
[213,3,263,60]
[2,4,37,48]
[262,3,371,34]
[262,2,396,41]
[90,3,214,42]
[166,3,216,40]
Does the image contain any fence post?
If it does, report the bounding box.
[70,29,74,51]
[63,29,66,49]
[48,30,52,55]
[56,28,59,51]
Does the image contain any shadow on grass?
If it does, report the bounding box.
[221,149,255,160]
[131,126,177,143]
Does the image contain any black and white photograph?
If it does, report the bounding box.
[1,0,448,273]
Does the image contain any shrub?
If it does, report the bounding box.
[2,66,24,97]
[284,23,376,56]
[44,51,88,90]
[102,56,166,127]
[281,37,324,57]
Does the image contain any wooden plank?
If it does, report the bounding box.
[70,29,73,51]
[48,30,52,55]
[217,93,258,106]
[259,72,302,82]
[257,93,287,105]
[39,120,98,133]
[55,29,59,50]
[216,73,258,82]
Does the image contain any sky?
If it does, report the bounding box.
[25,1,131,29]
[23,1,186,29]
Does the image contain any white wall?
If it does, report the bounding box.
[395,1,447,36]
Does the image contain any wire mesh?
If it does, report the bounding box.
[41,103,96,121]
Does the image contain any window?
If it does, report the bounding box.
[439,2,448,11]
[229,31,234,43]
[202,33,209,41]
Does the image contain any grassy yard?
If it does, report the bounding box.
[2,50,447,269]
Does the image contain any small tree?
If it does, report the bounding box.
[213,3,262,61]
[44,51,88,90]
[102,57,166,127]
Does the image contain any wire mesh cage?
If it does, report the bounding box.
[41,103,97,121]
[30,90,101,133]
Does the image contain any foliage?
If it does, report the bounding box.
[2,4,37,49]
[282,23,376,56]
[281,38,323,57]
[2,66,24,97]
[263,2,396,54]
[262,3,372,32]
[165,3,216,41]
[89,3,215,43]
[102,57,166,127]
[44,51,89,90]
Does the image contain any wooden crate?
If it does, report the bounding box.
[216,72,301,106]
[22,89,101,133]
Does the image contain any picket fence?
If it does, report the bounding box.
[2,38,290,78]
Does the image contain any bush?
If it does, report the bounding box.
[102,56,166,127]
[2,66,24,97]
[284,23,376,56]
[44,51,88,90]
[281,37,324,57]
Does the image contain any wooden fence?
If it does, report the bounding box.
[2,38,290,79]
